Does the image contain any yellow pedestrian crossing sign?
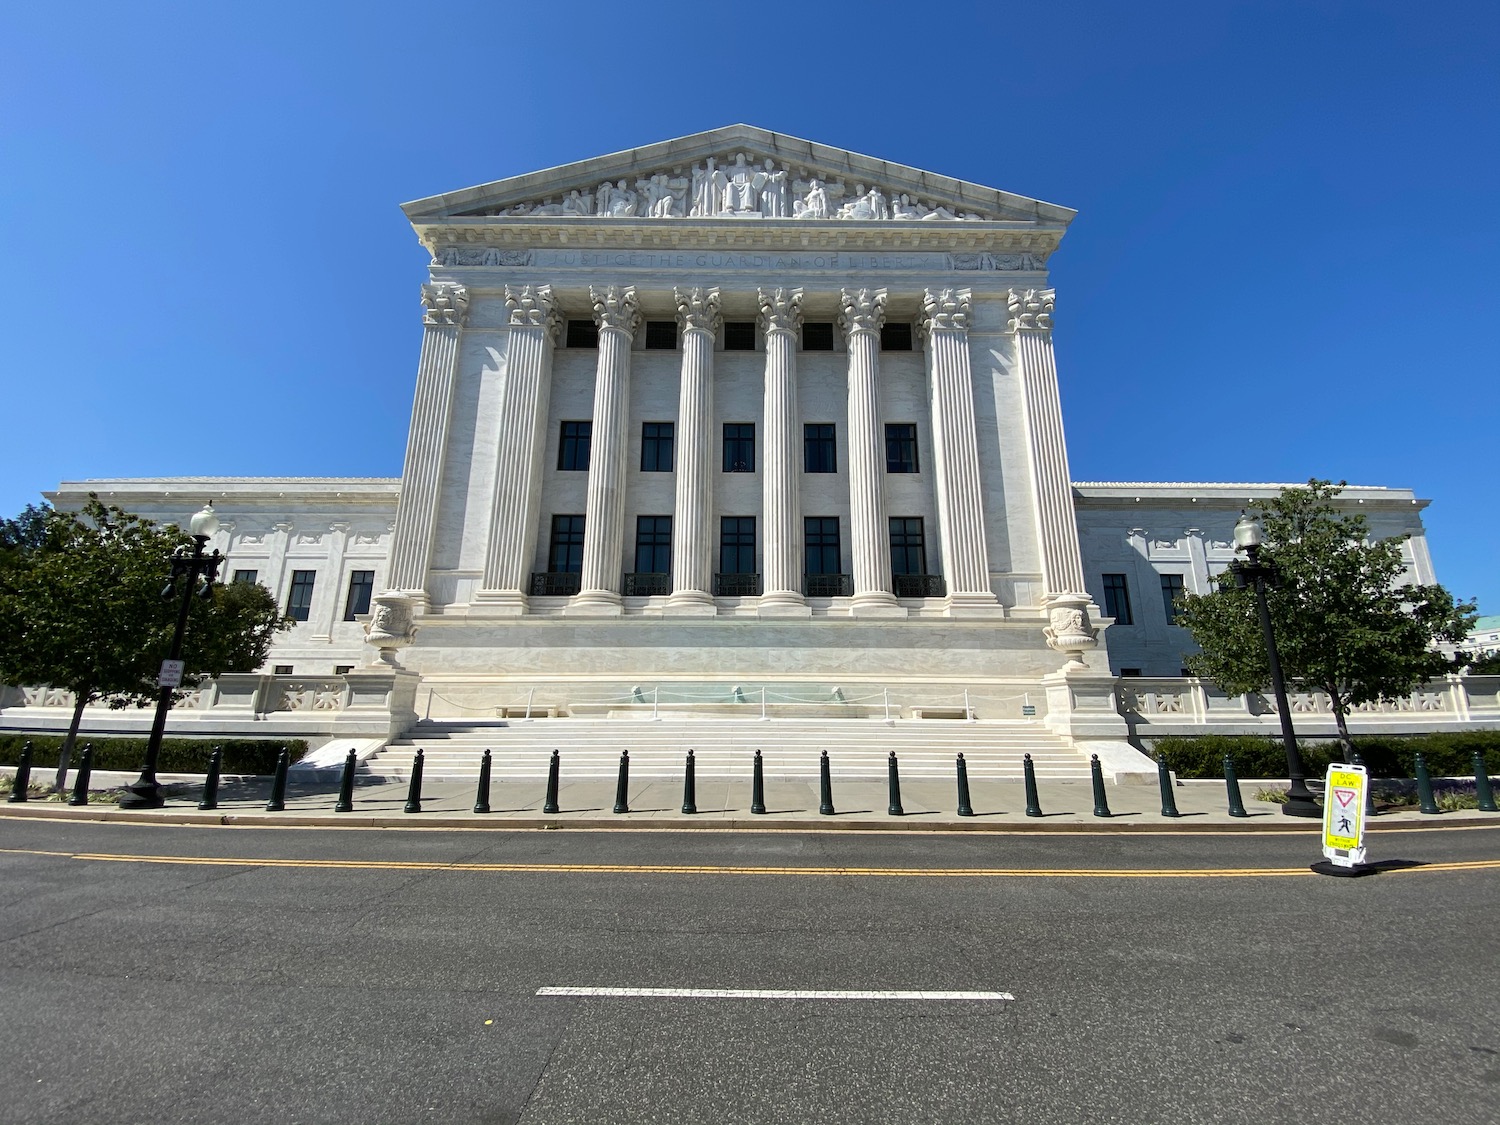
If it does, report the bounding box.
[1322,763,1368,866]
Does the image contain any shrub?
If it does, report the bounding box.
[1153,731,1500,779]
[0,735,305,775]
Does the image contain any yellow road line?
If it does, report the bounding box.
[1,846,1498,878]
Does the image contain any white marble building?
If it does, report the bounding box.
[26,126,1486,766]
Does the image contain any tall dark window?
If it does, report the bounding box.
[720,517,756,573]
[548,515,586,573]
[641,422,674,472]
[566,320,598,348]
[801,323,834,351]
[885,423,919,473]
[804,517,841,575]
[644,320,678,350]
[558,421,591,471]
[724,321,756,350]
[343,570,374,621]
[1103,574,1133,625]
[889,518,927,576]
[1160,573,1186,621]
[880,323,913,351]
[723,423,755,472]
[231,569,258,585]
[634,516,672,574]
[804,424,836,473]
[286,570,316,622]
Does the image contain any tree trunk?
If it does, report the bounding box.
[1327,681,1355,763]
[54,691,88,791]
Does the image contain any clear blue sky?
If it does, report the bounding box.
[2,2,1496,611]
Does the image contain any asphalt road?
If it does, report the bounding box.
[1,819,1497,1125]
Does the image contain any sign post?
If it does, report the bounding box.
[1312,762,1374,877]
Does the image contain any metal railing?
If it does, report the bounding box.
[893,574,946,598]
[623,573,671,597]
[529,572,581,597]
[805,573,853,597]
[714,572,762,597]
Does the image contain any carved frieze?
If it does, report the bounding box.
[438,247,534,267]
[920,288,972,335]
[589,285,642,337]
[757,287,804,336]
[420,283,470,327]
[838,288,887,337]
[1006,288,1055,334]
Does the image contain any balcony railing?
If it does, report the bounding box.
[529,571,582,597]
[804,573,853,597]
[623,572,671,597]
[893,574,946,598]
[714,572,762,597]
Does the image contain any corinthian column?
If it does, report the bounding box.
[758,287,810,616]
[839,288,903,617]
[384,283,469,611]
[572,285,641,615]
[474,285,560,613]
[920,288,1000,615]
[666,287,720,615]
[1007,288,1098,664]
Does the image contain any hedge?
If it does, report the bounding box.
[1153,731,1500,779]
[0,735,306,775]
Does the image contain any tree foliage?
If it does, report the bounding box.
[1176,480,1476,757]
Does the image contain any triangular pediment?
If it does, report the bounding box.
[402,124,1074,227]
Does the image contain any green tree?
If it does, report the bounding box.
[1176,480,1476,760]
[0,497,293,786]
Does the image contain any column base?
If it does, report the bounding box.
[567,590,624,616]
[468,590,530,616]
[758,591,812,618]
[944,592,1006,618]
[664,590,718,616]
[849,591,906,618]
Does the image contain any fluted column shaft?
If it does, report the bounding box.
[759,288,808,614]
[839,288,901,614]
[477,285,559,610]
[922,288,996,608]
[574,286,640,613]
[386,284,469,608]
[668,288,719,613]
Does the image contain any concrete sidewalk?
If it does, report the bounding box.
[5,768,1499,832]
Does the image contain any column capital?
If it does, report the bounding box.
[1006,287,1055,334]
[505,284,560,339]
[756,287,803,336]
[838,287,887,338]
[920,287,972,336]
[420,283,470,327]
[590,285,642,338]
[675,286,723,336]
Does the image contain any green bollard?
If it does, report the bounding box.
[68,744,94,807]
[473,749,492,814]
[335,748,357,813]
[199,747,222,811]
[1414,753,1440,815]
[403,749,424,814]
[887,751,904,816]
[1090,754,1112,818]
[266,747,290,812]
[1156,754,1181,818]
[7,741,32,803]
[1474,752,1497,813]
[613,750,630,814]
[1223,755,1249,818]
[682,750,697,815]
[819,750,835,816]
[1353,753,1377,818]
[956,753,974,817]
[750,749,766,814]
[1023,752,1043,817]
[543,749,560,814]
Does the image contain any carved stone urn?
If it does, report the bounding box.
[363,592,418,667]
[1042,592,1099,668]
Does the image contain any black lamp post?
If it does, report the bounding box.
[1228,513,1320,818]
[119,503,223,810]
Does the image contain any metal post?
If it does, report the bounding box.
[68,744,94,807]
[1223,754,1249,818]
[652,686,659,722]
[1022,752,1043,817]
[1353,753,1377,818]
[1473,751,1497,813]
[266,747,289,812]
[819,750,835,815]
[956,752,974,817]
[403,748,424,814]
[1156,754,1180,818]
[543,749,561,814]
[882,688,891,723]
[887,751,904,816]
[473,749,492,814]
[760,687,767,721]
[334,748,357,812]
[525,688,534,721]
[1414,753,1439,815]
[7,741,32,803]
[751,749,766,814]
[1090,754,1112,818]
[198,747,221,811]
[682,749,697,814]
[964,689,974,722]
[613,750,630,814]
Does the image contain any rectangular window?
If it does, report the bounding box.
[720,517,756,574]
[565,320,598,348]
[885,423,919,473]
[286,570,316,622]
[889,518,926,576]
[273,664,294,676]
[634,516,673,575]
[880,323,913,351]
[1120,668,1143,677]
[801,322,834,351]
[641,422,674,472]
[558,420,591,471]
[334,665,354,676]
[1160,573,1186,621]
[804,423,836,473]
[343,570,375,621]
[1102,574,1133,625]
[804,517,841,576]
[231,569,258,585]
[644,320,678,350]
[723,321,756,351]
[548,515,586,574]
[723,423,755,472]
